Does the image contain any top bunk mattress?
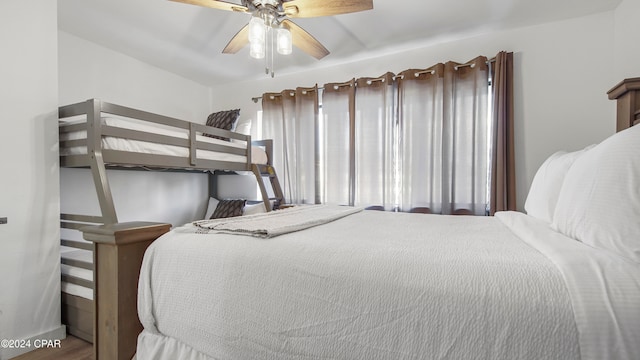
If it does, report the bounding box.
[59,116,268,166]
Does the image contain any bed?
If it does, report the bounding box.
[57,99,282,343]
[81,78,640,360]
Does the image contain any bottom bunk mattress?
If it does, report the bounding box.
[137,208,640,360]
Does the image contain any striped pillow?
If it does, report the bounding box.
[205,109,240,141]
[211,199,246,219]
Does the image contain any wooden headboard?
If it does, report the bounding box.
[607,77,640,131]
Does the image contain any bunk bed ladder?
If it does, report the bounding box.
[251,164,285,211]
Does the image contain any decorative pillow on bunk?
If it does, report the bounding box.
[205,109,240,141]
[211,199,246,219]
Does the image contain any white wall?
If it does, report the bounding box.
[210,12,618,211]
[0,1,65,359]
[59,32,213,121]
[58,32,214,226]
[614,0,640,81]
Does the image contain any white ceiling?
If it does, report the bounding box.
[58,0,619,86]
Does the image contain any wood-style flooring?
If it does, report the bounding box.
[12,336,92,360]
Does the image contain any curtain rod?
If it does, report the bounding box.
[251,58,496,103]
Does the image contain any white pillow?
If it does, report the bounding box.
[234,120,251,135]
[204,197,220,220]
[525,147,591,223]
[243,202,267,216]
[231,120,251,144]
[552,125,640,263]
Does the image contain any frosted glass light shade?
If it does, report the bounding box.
[249,16,265,43]
[250,40,265,59]
[276,27,292,55]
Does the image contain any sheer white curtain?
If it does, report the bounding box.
[262,86,318,204]
[443,57,490,215]
[261,92,284,178]
[354,73,396,210]
[292,87,317,204]
[320,80,354,205]
[398,57,490,215]
[397,65,445,213]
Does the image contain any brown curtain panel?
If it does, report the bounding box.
[490,51,516,214]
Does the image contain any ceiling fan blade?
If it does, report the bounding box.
[222,24,249,54]
[282,20,329,60]
[169,0,248,13]
[283,0,373,18]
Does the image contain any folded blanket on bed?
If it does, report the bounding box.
[192,205,362,238]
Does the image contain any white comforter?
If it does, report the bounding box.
[137,210,640,360]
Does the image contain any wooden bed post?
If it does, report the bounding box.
[82,222,171,360]
[607,77,640,132]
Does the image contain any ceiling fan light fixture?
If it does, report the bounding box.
[276,27,292,55]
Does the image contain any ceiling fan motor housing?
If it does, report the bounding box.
[244,0,298,17]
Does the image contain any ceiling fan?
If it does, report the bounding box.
[171,0,374,76]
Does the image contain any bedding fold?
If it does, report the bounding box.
[192,205,363,238]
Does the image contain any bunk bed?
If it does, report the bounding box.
[81,78,640,360]
[57,99,283,343]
